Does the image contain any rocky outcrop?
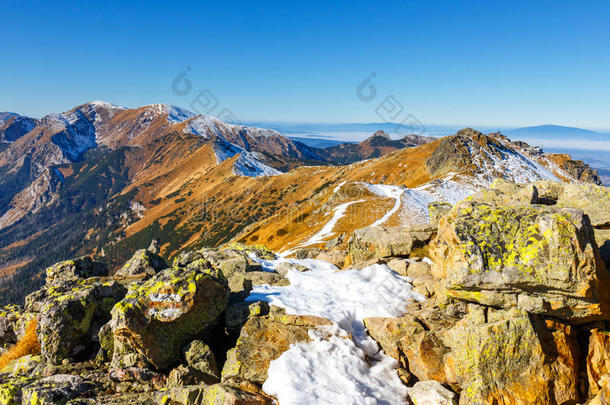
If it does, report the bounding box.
[114,249,166,277]
[348,225,435,264]
[221,308,332,391]
[44,257,107,286]
[21,259,125,365]
[109,261,229,370]
[407,380,458,405]
[441,307,578,404]
[430,198,609,322]
[34,278,126,364]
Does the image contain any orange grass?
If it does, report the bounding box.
[0,318,41,370]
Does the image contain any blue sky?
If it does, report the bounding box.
[2,0,610,128]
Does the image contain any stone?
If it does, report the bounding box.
[440,307,578,404]
[274,261,309,276]
[221,308,332,390]
[0,354,44,376]
[225,301,270,336]
[428,202,453,227]
[588,375,610,405]
[33,278,126,364]
[0,374,93,405]
[244,271,289,287]
[183,340,220,380]
[166,364,218,387]
[44,257,107,286]
[364,315,448,383]
[348,225,435,264]
[407,261,431,279]
[96,322,114,363]
[587,328,610,397]
[386,258,409,276]
[430,199,610,322]
[0,305,23,347]
[162,383,270,404]
[114,249,166,277]
[314,250,347,268]
[407,380,457,405]
[109,263,229,370]
[224,243,277,261]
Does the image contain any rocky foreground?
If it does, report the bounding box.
[0,180,610,404]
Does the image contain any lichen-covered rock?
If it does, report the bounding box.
[162,383,270,405]
[430,199,610,322]
[109,264,229,370]
[223,243,277,261]
[441,307,578,405]
[96,322,114,363]
[0,354,44,376]
[407,380,457,405]
[0,374,93,405]
[348,225,435,264]
[34,278,126,364]
[114,249,166,277]
[0,305,24,347]
[429,202,453,227]
[45,257,107,286]
[221,308,332,390]
[225,301,270,336]
[183,340,219,381]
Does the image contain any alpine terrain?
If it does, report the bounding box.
[0,102,609,404]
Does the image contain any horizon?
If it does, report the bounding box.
[3,1,610,128]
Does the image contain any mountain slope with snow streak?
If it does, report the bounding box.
[233,129,600,252]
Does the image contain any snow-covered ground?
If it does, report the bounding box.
[246,254,424,404]
[213,139,281,177]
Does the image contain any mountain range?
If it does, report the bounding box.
[0,102,601,304]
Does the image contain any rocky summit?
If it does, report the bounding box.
[0,177,607,404]
[0,109,609,404]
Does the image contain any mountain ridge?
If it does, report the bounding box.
[0,103,601,306]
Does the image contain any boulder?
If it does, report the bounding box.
[114,249,166,277]
[428,202,453,227]
[109,263,229,370]
[162,383,270,404]
[314,250,347,268]
[0,374,93,405]
[183,340,220,381]
[441,307,578,405]
[386,258,409,276]
[364,315,448,383]
[0,305,24,347]
[348,225,435,264]
[0,354,44,376]
[225,301,270,336]
[221,308,332,390]
[407,380,457,405]
[430,199,610,322]
[32,278,126,364]
[245,271,289,287]
[44,257,107,286]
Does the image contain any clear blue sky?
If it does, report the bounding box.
[2,0,609,128]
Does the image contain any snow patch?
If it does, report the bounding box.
[246,255,423,404]
[213,139,281,177]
